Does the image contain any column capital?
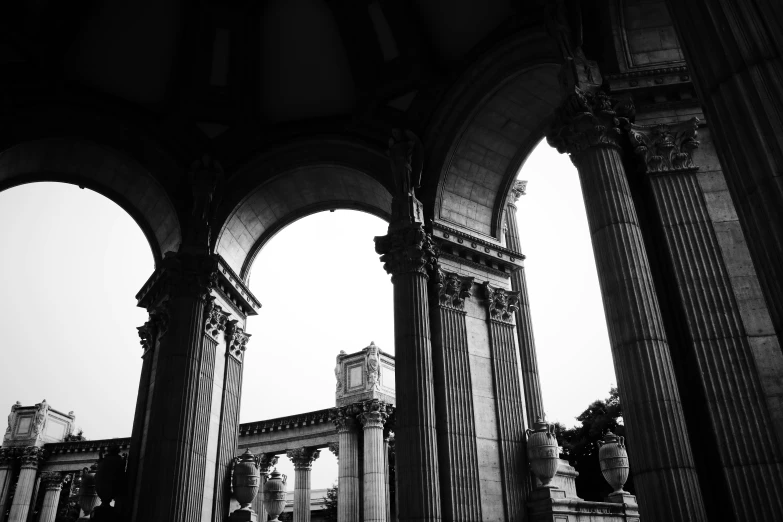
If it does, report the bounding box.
[286,447,320,470]
[546,88,635,157]
[328,442,339,458]
[484,283,520,324]
[330,405,361,432]
[257,453,279,475]
[204,297,230,339]
[358,399,392,429]
[433,267,474,311]
[507,180,528,206]
[374,223,438,278]
[225,320,251,359]
[626,118,700,174]
[0,447,17,467]
[19,446,46,469]
[40,471,65,491]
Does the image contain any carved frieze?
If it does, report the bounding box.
[375,224,438,278]
[433,267,474,311]
[626,118,700,173]
[225,320,251,359]
[286,447,320,470]
[547,88,635,157]
[484,283,521,323]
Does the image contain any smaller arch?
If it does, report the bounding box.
[0,138,181,265]
[216,166,392,280]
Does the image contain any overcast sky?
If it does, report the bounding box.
[0,139,616,490]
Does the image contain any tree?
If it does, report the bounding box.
[554,387,634,501]
[321,483,337,522]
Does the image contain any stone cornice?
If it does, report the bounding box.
[239,409,333,437]
[484,283,520,323]
[626,118,700,174]
[286,447,320,470]
[45,438,131,455]
[433,268,474,311]
[432,222,524,278]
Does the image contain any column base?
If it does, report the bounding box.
[528,486,567,502]
[228,508,258,522]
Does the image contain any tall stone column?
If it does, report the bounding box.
[360,400,390,522]
[252,454,278,522]
[38,472,64,522]
[664,0,783,341]
[331,407,360,522]
[383,434,390,522]
[0,448,15,522]
[287,448,320,522]
[7,447,44,522]
[547,88,707,521]
[504,181,545,425]
[483,284,527,521]
[374,129,441,522]
[429,268,483,520]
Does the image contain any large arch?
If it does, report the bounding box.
[0,138,181,265]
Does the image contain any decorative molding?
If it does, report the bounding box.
[507,180,528,205]
[0,447,18,466]
[225,320,251,359]
[19,446,47,468]
[286,447,320,470]
[45,438,131,455]
[431,222,524,278]
[204,297,229,339]
[136,253,220,309]
[375,223,437,278]
[484,283,521,323]
[606,65,689,81]
[41,471,65,490]
[626,118,700,174]
[359,399,392,429]
[240,409,333,437]
[433,268,474,311]
[547,88,635,156]
[259,453,279,474]
[330,405,361,433]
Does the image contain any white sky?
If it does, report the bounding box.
[0,139,616,490]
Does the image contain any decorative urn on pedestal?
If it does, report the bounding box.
[262,469,287,521]
[230,449,261,521]
[93,446,126,521]
[78,463,100,520]
[526,417,559,487]
[598,431,629,494]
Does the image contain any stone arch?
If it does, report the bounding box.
[0,138,181,265]
[424,30,563,241]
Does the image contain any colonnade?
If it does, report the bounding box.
[0,448,66,522]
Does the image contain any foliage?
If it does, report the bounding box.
[321,483,338,522]
[63,429,86,442]
[555,387,634,501]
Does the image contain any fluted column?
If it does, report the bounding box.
[665,0,783,341]
[383,433,391,522]
[332,407,360,522]
[8,447,44,522]
[38,472,64,522]
[0,448,15,522]
[627,119,783,519]
[252,454,278,522]
[287,448,320,522]
[504,182,545,425]
[483,284,527,521]
[429,268,482,520]
[374,129,441,522]
[547,88,707,521]
[360,400,390,522]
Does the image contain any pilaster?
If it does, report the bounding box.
[286,448,320,522]
[38,472,64,522]
[331,406,360,522]
[547,87,707,521]
[8,447,45,522]
[429,267,482,521]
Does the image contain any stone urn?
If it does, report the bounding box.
[525,417,559,487]
[262,470,287,521]
[232,449,261,511]
[93,446,126,520]
[598,431,629,494]
[78,463,100,519]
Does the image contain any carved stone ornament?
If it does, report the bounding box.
[626,117,700,173]
[334,350,347,392]
[388,128,424,200]
[226,320,251,358]
[187,155,224,250]
[359,399,391,429]
[4,401,21,442]
[0,447,18,466]
[161,252,220,302]
[19,446,46,467]
[328,442,339,458]
[204,297,229,338]
[41,471,65,490]
[330,404,361,432]
[33,399,49,437]
[433,267,474,310]
[365,342,382,391]
[484,283,521,323]
[286,447,320,470]
[375,223,438,278]
[546,87,635,157]
[258,453,279,474]
[507,180,528,205]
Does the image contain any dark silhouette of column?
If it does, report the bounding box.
[332,406,360,522]
[503,181,545,425]
[287,448,320,522]
[429,268,482,520]
[547,88,707,521]
[665,0,783,342]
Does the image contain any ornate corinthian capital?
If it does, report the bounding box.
[330,404,361,432]
[41,471,65,490]
[0,447,17,466]
[626,118,700,173]
[375,224,437,278]
[359,399,392,429]
[484,283,521,323]
[507,180,528,205]
[19,446,46,468]
[433,268,474,310]
[204,297,229,338]
[226,321,251,358]
[546,88,635,156]
[286,447,320,470]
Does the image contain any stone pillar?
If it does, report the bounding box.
[483,284,527,521]
[382,432,390,522]
[504,181,545,425]
[252,454,278,522]
[627,119,783,519]
[332,406,360,522]
[7,447,44,522]
[429,268,483,520]
[286,448,320,522]
[547,88,707,521]
[664,0,783,342]
[0,448,15,522]
[360,400,389,522]
[38,473,64,522]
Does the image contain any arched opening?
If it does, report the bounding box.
[239,209,393,503]
[0,182,155,439]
